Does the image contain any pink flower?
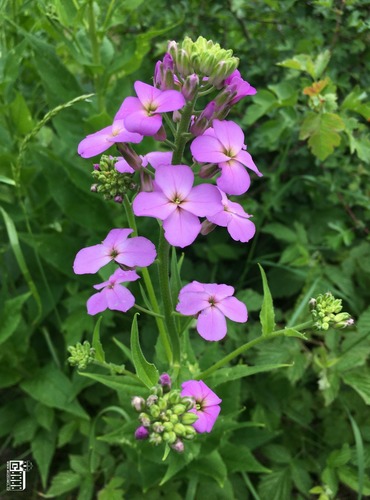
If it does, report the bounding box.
[181,380,222,433]
[87,269,139,315]
[176,281,248,341]
[117,81,185,136]
[190,119,262,195]
[133,165,222,248]
[141,151,173,169]
[224,70,257,105]
[78,115,143,159]
[73,228,156,274]
[207,189,256,243]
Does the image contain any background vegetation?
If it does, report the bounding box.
[0,0,369,498]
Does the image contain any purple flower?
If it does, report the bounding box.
[73,228,156,274]
[181,380,222,433]
[141,151,173,169]
[176,281,248,341]
[78,116,143,159]
[117,81,185,136]
[133,165,222,248]
[207,189,256,243]
[159,373,172,391]
[190,119,262,195]
[87,269,139,315]
[115,157,135,174]
[223,70,257,105]
[135,426,149,440]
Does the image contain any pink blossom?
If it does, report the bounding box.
[176,281,248,341]
[207,189,256,243]
[133,165,222,248]
[141,151,173,169]
[224,70,257,105]
[87,269,139,315]
[73,228,156,274]
[181,380,222,433]
[190,119,262,195]
[117,81,185,136]
[78,115,143,159]
[115,157,135,174]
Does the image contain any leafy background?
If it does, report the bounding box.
[0,0,369,498]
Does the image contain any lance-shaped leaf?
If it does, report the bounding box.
[92,317,105,362]
[130,314,159,388]
[300,112,345,161]
[258,264,276,336]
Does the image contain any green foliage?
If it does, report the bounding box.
[1,0,369,498]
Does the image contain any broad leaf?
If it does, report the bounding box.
[300,112,345,161]
[130,314,159,388]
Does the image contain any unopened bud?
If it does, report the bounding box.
[131,396,145,412]
[146,395,158,407]
[163,431,177,444]
[181,411,199,425]
[182,74,199,100]
[135,426,149,440]
[173,404,186,415]
[201,219,217,236]
[171,439,185,453]
[149,405,160,418]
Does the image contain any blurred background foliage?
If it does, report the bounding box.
[0,0,370,498]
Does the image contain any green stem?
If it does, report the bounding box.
[123,196,173,365]
[158,228,181,377]
[197,321,313,380]
[91,360,140,382]
[134,304,164,319]
[172,97,197,164]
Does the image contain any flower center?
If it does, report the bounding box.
[172,194,183,204]
[208,296,217,306]
[145,103,158,115]
[110,248,119,258]
[223,148,236,158]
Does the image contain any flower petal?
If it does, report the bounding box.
[115,158,135,174]
[163,208,201,248]
[155,165,194,201]
[124,110,162,136]
[115,96,143,119]
[141,151,173,169]
[217,160,251,195]
[134,81,162,106]
[102,229,133,249]
[154,89,186,112]
[77,126,115,158]
[87,291,108,315]
[216,296,248,323]
[213,119,244,153]
[182,184,222,217]
[73,244,111,274]
[191,135,230,163]
[201,404,221,432]
[115,236,157,268]
[235,150,262,176]
[196,307,227,341]
[105,285,136,312]
[227,214,256,243]
[133,191,177,220]
[176,291,210,315]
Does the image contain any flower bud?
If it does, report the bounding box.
[159,373,172,392]
[146,395,158,407]
[199,163,220,179]
[181,411,199,425]
[171,439,185,453]
[163,421,174,432]
[135,426,149,440]
[149,405,160,418]
[169,413,179,425]
[201,220,217,236]
[152,422,165,433]
[149,433,162,445]
[163,431,177,444]
[90,184,98,192]
[182,74,199,101]
[131,396,145,412]
[114,195,123,204]
[173,423,187,436]
[173,404,186,415]
[185,426,197,439]
[139,412,151,427]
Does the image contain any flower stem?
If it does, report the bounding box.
[123,195,173,365]
[172,96,197,164]
[196,321,314,380]
[157,228,181,379]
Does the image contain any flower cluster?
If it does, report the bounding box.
[132,376,221,452]
[67,341,95,370]
[310,292,354,330]
[75,36,260,449]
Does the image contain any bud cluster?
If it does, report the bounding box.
[168,36,239,87]
[67,341,95,369]
[91,155,136,202]
[309,292,354,330]
[132,375,198,453]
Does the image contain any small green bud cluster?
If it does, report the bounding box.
[310,292,354,331]
[91,155,136,202]
[132,383,197,453]
[168,36,239,87]
[67,341,95,369]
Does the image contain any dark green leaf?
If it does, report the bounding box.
[130,314,159,388]
[258,264,276,336]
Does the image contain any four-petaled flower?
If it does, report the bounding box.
[190,119,262,195]
[224,70,257,105]
[133,165,222,248]
[118,81,185,136]
[73,228,156,274]
[207,188,256,243]
[176,281,248,340]
[87,269,139,315]
[181,380,222,433]
[78,113,143,159]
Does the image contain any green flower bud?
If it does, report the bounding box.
[163,422,174,432]
[173,423,187,437]
[149,433,162,445]
[184,426,197,440]
[173,404,186,415]
[163,431,177,444]
[181,411,198,425]
[169,414,179,425]
[157,398,168,411]
[149,405,160,418]
[67,341,95,369]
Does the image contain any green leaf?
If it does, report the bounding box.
[314,50,331,78]
[31,429,56,488]
[190,450,227,487]
[341,87,370,120]
[259,467,292,500]
[258,264,276,336]
[0,292,30,345]
[221,443,271,473]
[130,314,159,388]
[92,317,105,362]
[20,365,89,419]
[112,337,133,363]
[205,363,292,387]
[9,91,34,135]
[284,328,308,340]
[262,223,297,243]
[277,54,316,78]
[160,442,201,485]
[299,112,345,161]
[97,477,125,500]
[44,471,81,498]
[327,443,351,467]
[78,372,146,396]
[337,466,370,496]
[341,370,370,405]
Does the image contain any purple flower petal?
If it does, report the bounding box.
[102,229,133,249]
[191,135,230,163]
[217,160,251,195]
[197,306,227,341]
[115,236,157,268]
[200,404,221,432]
[155,165,194,201]
[141,151,173,169]
[213,120,245,154]
[163,208,201,248]
[203,283,235,300]
[115,158,135,174]
[176,291,210,315]
[134,81,162,106]
[73,244,112,274]
[77,126,115,158]
[105,285,136,312]
[216,296,248,323]
[124,110,163,136]
[133,191,177,220]
[182,184,222,217]
[154,89,186,112]
[115,97,143,119]
[227,215,256,243]
[235,150,262,177]
[87,291,108,315]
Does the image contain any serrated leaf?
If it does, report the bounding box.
[130,314,159,388]
[327,444,351,467]
[277,54,315,78]
[314,50,331,78]
[92,316,105,362]
[300,112,345,160]
[258,264,276,336]
[337,466,370,496]
[44,471,81,497]
[341,370,370,405]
